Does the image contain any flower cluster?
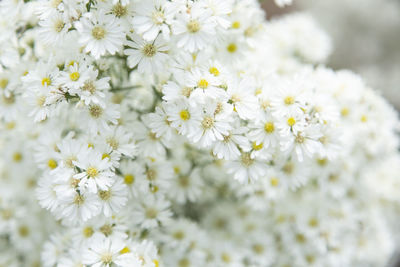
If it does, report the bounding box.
[0,0,399,266]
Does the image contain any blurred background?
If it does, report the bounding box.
[262,0,400,109]
[262,0,400,266]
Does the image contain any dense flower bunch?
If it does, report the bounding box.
[0,0,399,266]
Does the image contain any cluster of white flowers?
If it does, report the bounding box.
[0,0,399,266]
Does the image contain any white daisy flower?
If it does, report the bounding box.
[212,126,250,160]
[82,235,140,267]
[124,34,170,74]
[74,148,115,193]
[79,69,110,107]
[247,112,280,150]
[227,77,259,120]
[165,98,202,136]
[83,103,120,133]
[58,190,102,224]
[132,0,175,41]
[172,3,217,52]
[75,10,125,59]
[97,179,128,217]
[226,151,267,183]
[131,194,172,229]
[186,68,227,101]
[38,11,71,46]
[188,100,233,148]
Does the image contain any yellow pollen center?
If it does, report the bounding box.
[83,80,96,94]
[18,226,30,237]
[227,43,237,53]
[142,44,157,57]
[264,122,275,133]
[98,190,111,200]
[112,3,128,17]
[100,224,113,236]
[232,21,241,29]
[180,110,190,121]
[69,72,80,81]
[252,142,263,151]
[89,105,103,118]
[124,174,134,184]
[83,226,94,238]
[87,167,98,178]
[101,253,113,264]
[284,96,295,105]
[54,20,65,32]
[145,208,158,219]
[287,117,296,126]
[295,134,305,143]
[181,87,192,97]
[0,78,9,89]
[41,77,51,86]
[48,159,58,169]
[361,115,368,122]
[153,259,160,267]
[102,153,110,160]
[341,108,349,117]
[270,177,279,187]
[13,152,22,162]
[120,247,130,254]
[209,67,220,76]
[187,20,200,33]
[92,26,106,40]
[73,194,85,205]
[201,116,214,129]
[241,152,254,167]
[197,79,209,89]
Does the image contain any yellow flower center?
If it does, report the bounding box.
[197,79,209,89]
[112,3,128,17]
[341,107,349,117]
[124,174,134,184]
[101,253,113,264]
[142,44,157,57]
[209,67,220,76]
[41,77,51,86]
[201,116,214,129]
[83,226,94,238]
[87,167,98,178]
[227,43,237,53]
[13,152,22,162]
[284,96,295,105]
[232,21,241,29]
[120,246,131,254]
[0,78,9,89]
[92,26,106,40]
[270,177,279,187]
[179,110,190,121]
[98,190,111,200]
[69,72,80,81]
[83,80,96,94]
[287,117,296,126]
[73,194,85,205]
[54,20,65,32]
[187,20,200,33]
[241,152,254,167]
[47,159,58,169]
[252,142,263,151]
[89,105,103,118]
[264,122,275,133]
